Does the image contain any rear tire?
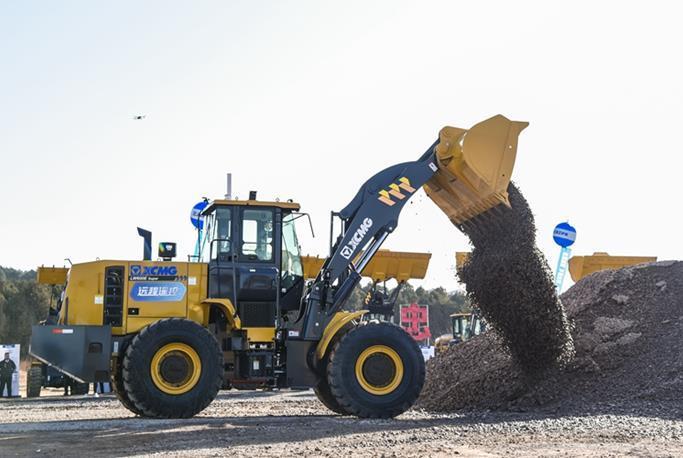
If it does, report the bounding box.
[122,318,223,418]
[26,365,42,398]
[111,358,144,416]
[327,322,425,419]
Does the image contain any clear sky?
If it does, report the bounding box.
[1,1,681,291]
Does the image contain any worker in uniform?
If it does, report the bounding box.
[0,352,17,397]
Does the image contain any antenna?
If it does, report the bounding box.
[225,173,232,200]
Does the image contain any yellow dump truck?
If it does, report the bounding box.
[303,250,430,317]
[568,252,657,282]
[30,115,527,419]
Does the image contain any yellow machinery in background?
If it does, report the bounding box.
[302,250,430,282]
[568,252,657,282]
[30,115,527,420]
[303,250,430,317]
[435,311,484,353]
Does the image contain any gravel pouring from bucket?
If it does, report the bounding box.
[421,116,574,373]
[456,183,574,372]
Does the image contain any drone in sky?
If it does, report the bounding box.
[133,115,146,120]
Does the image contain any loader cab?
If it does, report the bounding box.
[200,197,305,328]
[451,312,485,343]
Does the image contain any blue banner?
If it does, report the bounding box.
[130,282,186,302]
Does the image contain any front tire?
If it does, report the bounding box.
[327,322,425,418]
[314,375,348,415]
[122,318,223,418]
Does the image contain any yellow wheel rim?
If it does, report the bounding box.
[354,345,404,396]
[150,343,202,395]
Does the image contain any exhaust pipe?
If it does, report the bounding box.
[137,227,152,261]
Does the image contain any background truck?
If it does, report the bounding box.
[30,114,527,419]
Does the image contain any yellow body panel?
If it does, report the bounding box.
[186,263,209,325]
[58,260,218,336]
[302,250,430,282]
[568,253,657,282]
[59,261,115,329]
[36,266,68,285]
[315,310,368,360]
[424,115,528,225]
[245,327,275,343]
[201,298,241,329]
[127,261,189,321]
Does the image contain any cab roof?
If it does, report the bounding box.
[203,199,300,214]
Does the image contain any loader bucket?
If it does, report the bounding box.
[424,115,529,225]
[568,252,657,282]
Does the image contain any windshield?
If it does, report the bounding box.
[281,214,303,291]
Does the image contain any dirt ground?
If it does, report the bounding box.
[1,390,681,457]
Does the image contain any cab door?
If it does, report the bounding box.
[208,206,236,301]
[234,207,278,327]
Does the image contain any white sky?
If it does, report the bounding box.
[1,1,681,291]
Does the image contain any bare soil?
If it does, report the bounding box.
[1,390,681,457]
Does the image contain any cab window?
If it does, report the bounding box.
[240,209,274,262]
[281,213,303,291]
[211,207,232,261]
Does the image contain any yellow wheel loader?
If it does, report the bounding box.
[30,115,527,419]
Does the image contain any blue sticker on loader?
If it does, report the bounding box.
[130,282,186,302]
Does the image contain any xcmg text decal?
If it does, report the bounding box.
[340,218,373,260]
[129,265,179,281]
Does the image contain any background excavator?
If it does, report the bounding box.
[30,114,527,419]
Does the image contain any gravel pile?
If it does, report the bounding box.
[456,183,574,372]
[418,260,683,414]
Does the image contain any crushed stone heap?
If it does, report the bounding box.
[418,261,683,413]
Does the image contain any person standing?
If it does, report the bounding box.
[0,352,17,397]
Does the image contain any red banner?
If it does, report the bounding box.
[400,303,431,341]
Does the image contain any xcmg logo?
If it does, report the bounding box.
[340,218,373,260]
[130,265,178,276]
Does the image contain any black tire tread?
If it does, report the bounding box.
[327,322,425,419]
[26,365,42,398]
[111,358,144,415]
[121,318,223,419]
[313,377,347,415]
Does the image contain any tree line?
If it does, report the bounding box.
[0,267,53,357]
